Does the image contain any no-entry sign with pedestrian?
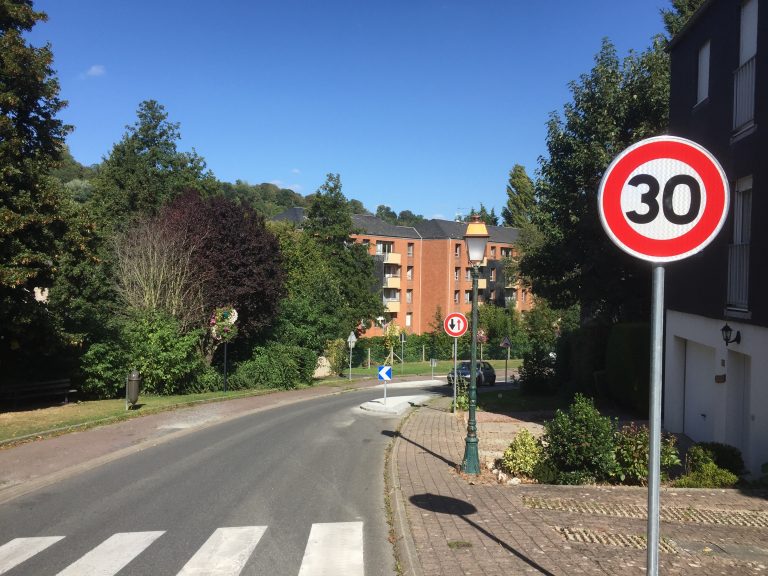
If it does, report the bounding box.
[598,136,729,262]
[443,312,468,338]
[598,135,729,576]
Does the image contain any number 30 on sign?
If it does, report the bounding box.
[598,136,729,263]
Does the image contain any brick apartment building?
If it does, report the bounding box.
[274,209,531,335]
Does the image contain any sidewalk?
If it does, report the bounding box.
[391,397,768,576]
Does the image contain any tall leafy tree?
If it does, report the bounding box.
[522,38,669,322]
[463,204,499,226]
[0,0,69,290]
[0,0,71,376]
[374,204,398,225]
[661,0,707,38]
[304,174,383,330]
[90,100,216,231]
[501,164,536,228]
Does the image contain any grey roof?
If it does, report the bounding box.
[414,219,519,244]
[272,207,519,244]
[351,214,421,239]
[272,206,306,223]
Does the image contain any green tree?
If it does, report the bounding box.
[0,0,71,376]
[89,99,216,231]
[661,0,707,38]
[463,204,498,226]
[271,223,346,354]
[522,38,669,322]
[501,164,536,228]
[375,204,398,225]
[397,209,424,226]
[304,174,383,330]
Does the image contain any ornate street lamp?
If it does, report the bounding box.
[461,215,489,475]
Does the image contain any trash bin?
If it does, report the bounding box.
[126,370,141,409]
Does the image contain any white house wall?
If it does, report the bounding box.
[665,309,768,476]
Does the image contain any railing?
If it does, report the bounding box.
[733,56,756,132]
[727,243,750,310]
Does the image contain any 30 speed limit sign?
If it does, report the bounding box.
[598,136,729,262]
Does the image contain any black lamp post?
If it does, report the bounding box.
[461,215,489,475]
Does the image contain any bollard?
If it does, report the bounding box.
[126,370,141,410]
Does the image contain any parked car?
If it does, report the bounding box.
[446,361,496,386]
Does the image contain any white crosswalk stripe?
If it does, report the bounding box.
[0,537,64,575]
[298,522,364,576]
[0,522,364,575]
[56,531,165,576]
[176,526,267,575]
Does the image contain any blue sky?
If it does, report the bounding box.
[30,0,671,220]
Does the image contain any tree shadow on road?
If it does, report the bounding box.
[409,493,557,576]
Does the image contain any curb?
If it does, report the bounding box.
[387,414,424,576]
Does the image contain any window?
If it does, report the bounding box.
[406,313,412,327]
[376,241,394,254]
[407,243,414,257]
[464,290,471,303]
[454,244,461,258]
[522,290,528,304]
[490,246,496,258]
[490,289,495,300]
[500,247,512,258]
[406,266,414,280]
[383,288,400,302]
[465,268,471,281]
[696,40,710,105]
[454,290,459,304]
[490,269,496,281]
[728,175,752,309]
[734,0,758,130]
[454,267,460,281]
[361,238,370,246]
[406,289,413,304]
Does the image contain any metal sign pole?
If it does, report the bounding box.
[647,264,665,576]
[453,338,457,412]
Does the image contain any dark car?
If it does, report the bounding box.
[446,361,496,386]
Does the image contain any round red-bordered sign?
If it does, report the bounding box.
[598,136,729,262]
[443,312,468,338]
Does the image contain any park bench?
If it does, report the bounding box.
[0,379,76,408]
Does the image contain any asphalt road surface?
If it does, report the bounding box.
[0,385,440,575]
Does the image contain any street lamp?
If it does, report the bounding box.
[461,215,489,475]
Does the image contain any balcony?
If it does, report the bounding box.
[380,252,401,265]
[383,275,401,289]
[384,298,400,313]
[478,279,487,289]
[733,56,756,133]
[727,243,750,310]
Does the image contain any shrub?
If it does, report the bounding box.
[532,460,558,484]
[614,423,681,485]
[542,393,618,482]
[674,461,739,488]
[230,342,315,390]
[500,429,542,477]
[685,445,714,474]
[123,313,204,395]
[697,442,745,476]
[324,338,347,376]
[187,367,223,393]
[556,471,597,485]
[80,340,130,399]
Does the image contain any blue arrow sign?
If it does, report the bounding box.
[378,365,392,381]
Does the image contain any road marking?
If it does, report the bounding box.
[0,536,64,575]
[298,522,363,576]
[56,531,165,576]
[176,526,267,575]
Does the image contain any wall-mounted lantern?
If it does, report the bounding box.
[721,323,741,346]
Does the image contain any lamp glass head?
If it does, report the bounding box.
[464,215,489,264]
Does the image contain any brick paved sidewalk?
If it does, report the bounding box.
[392,400,768,576]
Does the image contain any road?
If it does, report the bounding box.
[0,384,441,575]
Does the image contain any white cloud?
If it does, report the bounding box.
[291,168,301,174]
[84,64,106,77]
